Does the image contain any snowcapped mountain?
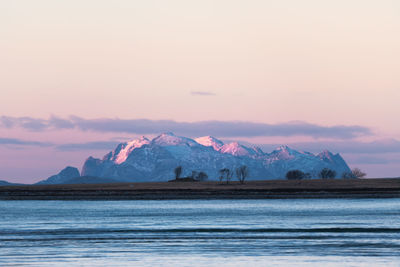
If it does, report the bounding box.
[220,142,260,157]
[195,136,224,150]
[76,132,351,182]
[106,136,150,164]
[152,132,199,147]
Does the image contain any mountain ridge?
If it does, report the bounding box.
[38,133,352,184]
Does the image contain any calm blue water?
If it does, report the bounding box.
[1,199,400,266]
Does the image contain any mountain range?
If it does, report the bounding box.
[37,132,351,184]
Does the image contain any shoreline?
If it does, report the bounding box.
[1,178,400,200]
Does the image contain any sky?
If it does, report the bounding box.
[0,0,399,183]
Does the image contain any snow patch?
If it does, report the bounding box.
[114,136,150,164]
[195,136,224,150]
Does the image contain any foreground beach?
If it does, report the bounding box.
[1,178,399,200]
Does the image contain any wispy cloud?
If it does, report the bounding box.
[0,137,52,147]
[190,91,216,96]
[348,155,400,165]
[0,116,48,131]
[0,115,371,139]
[0,136,118,151]
[56,141,120,151]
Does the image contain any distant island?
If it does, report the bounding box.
[34,132,353,185]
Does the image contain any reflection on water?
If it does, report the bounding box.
[0,199,399,266]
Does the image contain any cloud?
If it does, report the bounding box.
[347,155,400,165]
[48,116,75,129]
[0,136,118,151]
[0,116,371,139]
[0,116,48,131]
[56,141,120,151]
[190,91,216,96]
[299,139,400,154]
[0,137,52,147]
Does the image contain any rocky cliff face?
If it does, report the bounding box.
[80,133,351,182]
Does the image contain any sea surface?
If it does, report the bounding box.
[0,199,399,266]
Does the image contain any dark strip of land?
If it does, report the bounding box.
[0,178,399,200]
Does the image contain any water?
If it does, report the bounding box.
[1,199,399,266]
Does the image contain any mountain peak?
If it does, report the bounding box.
[152,133,198,147]
[276,145,291,151]
[220,142,256,157]
[60,166,79,175]
[318,150,335,161]
[36,166,80,185]
[113,136,151,164]
[269,145,298,160]
[320,149,333,154]
[195,136,224,150]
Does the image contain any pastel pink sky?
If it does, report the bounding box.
[0,1,399,183]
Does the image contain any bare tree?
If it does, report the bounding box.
[218,169,226,184]
[352,168,366,178]
[225,169,233,184]
[319,168,336,179]
[286,170,305,180]
[219,168,232,184]
[236,165,249,184]
[174,166,182,180]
